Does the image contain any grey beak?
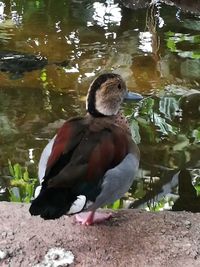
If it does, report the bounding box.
[124,91,143,101]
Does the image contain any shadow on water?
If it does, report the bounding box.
[0,0,199,212]
[0,50,70,79]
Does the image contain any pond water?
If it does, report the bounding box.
[0,0,200,211]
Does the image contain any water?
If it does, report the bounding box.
[0,0,199,211]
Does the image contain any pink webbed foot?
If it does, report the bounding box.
[75,211,113,226]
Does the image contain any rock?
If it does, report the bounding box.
[34,248,74,267]
[1,202,200,266]
[184,220,192,229]
[0,250,7,260]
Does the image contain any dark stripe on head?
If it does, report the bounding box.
[87,73,121,117]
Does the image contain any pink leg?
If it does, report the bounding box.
[75,211,113,226]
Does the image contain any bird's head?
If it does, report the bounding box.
[86,73,143,117]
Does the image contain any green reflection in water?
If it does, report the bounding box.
[0,0,199,212]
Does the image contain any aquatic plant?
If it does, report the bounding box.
[8,160,38,203]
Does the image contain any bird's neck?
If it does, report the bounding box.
[86,111,131,134]
[113,111,131,133]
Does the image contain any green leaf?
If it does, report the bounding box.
[112,199,121,210]
[8,160,14,177]
[9,187,21,202]
[13,163,22,179]
[165,31,175,37]
[8,162,38,203]
[133,181,146,199]
[166,38,177,52]
[194,185,200,196]
[23,168,29,181]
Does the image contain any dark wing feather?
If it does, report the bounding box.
[44,117,87,179]
[29,118,132,219]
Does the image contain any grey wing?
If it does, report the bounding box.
[88,153,139,210]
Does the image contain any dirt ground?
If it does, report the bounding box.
[0,202,200,267]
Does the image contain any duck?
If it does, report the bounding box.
[29,73,143,225]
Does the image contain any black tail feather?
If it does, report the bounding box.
[29,188,76,220]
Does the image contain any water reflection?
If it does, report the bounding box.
[139,32,153,53]
[0,0,199,211]
[0,2,5,23]
[91,0,122,29]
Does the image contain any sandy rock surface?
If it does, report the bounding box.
[0,202,200,267]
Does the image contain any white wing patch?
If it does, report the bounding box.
[67,195,87,215]
[34,136,56,199]
[38,136,56,183]
[34,185,42,198]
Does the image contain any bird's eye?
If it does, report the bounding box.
[118,84,121,89]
